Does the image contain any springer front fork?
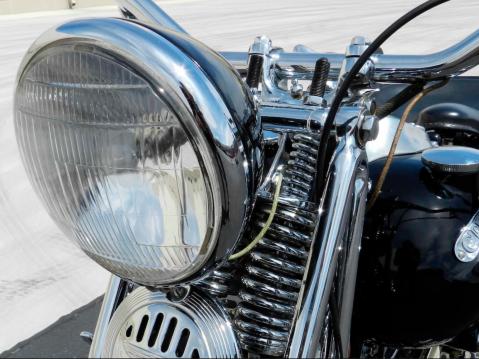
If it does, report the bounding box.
[287,123,368,357]
[87,130,368,359]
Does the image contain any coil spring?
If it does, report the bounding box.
[195,262,238,314]
[233,133,320,356]
[281,133,320,201]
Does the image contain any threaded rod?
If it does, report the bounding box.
[309,57,330,97]
[246,54,263,88]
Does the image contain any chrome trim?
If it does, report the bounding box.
[372,29,479,81]
[250,36,300,105]
[338,165,368,354]
[260,104,366,135]
[288,123,368,358]
[422,146,479,174]
[293,44,316,53]
[337,36,375,88]
[18,18,257,284]
[219,51,249,73]
[455,211,479,263]
[102,286,240,358]
[220,28,479,82]
[259,105,317,133]
[89,275,124,358]
[256,133,288,194]
[220,51,343,79]
[116,0,187,34]
[366,115,432,162]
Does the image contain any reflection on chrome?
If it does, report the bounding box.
[12,1,479,358]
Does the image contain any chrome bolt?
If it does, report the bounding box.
[290,79,304,99]
[80,331,93,344]
[359,115,379,144]
[304,95,325,106]
[250,35,272,55]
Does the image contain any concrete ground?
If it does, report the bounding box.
[0,0,478,354]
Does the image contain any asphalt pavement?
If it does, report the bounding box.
[1,0,479,354]
[1,298,102,358]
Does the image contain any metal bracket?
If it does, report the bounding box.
[338,36,376,87]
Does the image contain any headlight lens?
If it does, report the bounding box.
[14,45,219,285]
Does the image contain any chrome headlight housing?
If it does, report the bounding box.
[14,18,262,285]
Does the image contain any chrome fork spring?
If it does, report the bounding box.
[195,263,238,313]
[234,202,316,356]
[196,268,234,297]
[234,133,320,357]
[196,132,320,356]
[281,133,320,201]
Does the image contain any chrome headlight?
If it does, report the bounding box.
[14,19,262,285]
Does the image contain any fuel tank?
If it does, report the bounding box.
[354,152,479,346]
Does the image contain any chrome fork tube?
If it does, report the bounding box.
[116,0,187,34]
[337,165,368,353]
[287,132,368,358]
[89,275,125,358]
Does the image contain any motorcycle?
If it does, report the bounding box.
[12,0,479,357]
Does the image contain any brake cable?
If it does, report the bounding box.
[367,79,449,211]
[315,0,450,198]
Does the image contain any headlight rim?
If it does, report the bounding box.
[15,17,258,285]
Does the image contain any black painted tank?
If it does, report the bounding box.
[354,152,479,347]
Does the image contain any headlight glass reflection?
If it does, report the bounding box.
[14,46,218,285]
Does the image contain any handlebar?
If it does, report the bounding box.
[117,0,479,83]
[220,28,479,82]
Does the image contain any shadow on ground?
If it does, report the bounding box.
[1,297,102,358]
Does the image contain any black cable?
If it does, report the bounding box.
[315,0,450,200]
[374,81,425,119]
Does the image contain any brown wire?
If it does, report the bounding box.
[366,80,448,212]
